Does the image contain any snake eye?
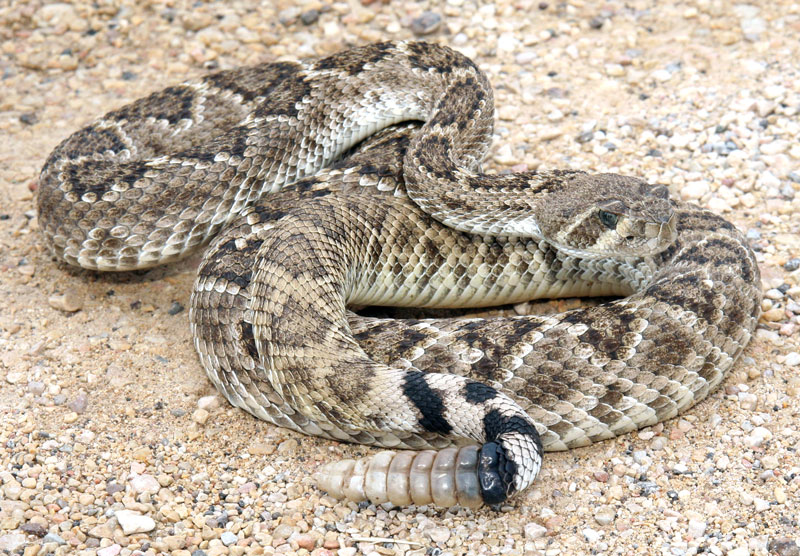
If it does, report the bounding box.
[598,210,618,229]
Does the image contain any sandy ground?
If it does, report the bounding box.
[1,1,799,555]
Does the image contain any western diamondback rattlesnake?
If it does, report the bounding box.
[37,41,761,508]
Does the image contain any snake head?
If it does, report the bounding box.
[539,174,676,258]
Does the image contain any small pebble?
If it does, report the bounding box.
[27,381,46,395]
[785,352,800,366]
[632,450,650,465]
[758,453,780,470]
[687,518,707,538]
[672,462,689,474]
[88,522,115,539]
[130,473,160,495]
[273,524,293,540]
[427,526,451,543]
[20,522,46,537]
[323,535,340,550]
[248,441,275,456]
[681,180,710,200]
[198,395,220,410]
[588,16,604,29]
[594,506,616,526]
[583,527,602,543]
[68,392,88,413]
[669,133,694,148]
[300,10,319,25]
[106,483,124,494]
[182,12,214,31]
[738,392,758,410]
[277,7,299,25]
[761,140,789,155]
[296,534,316,550]
[539,127,563,141]
[755,99,776,116]
[524,522,547,539]
[746,426,773,447]
[650,436,667,450]
[0,534,26,553]
[42,533,66,545]
[753,498,770,512]
[277,438,299,454]
[48,289,84,312]
[168,301,184,315]
[768,538,800,556]
[97,545,121,556]
[192,408,210,424]
[497,33,518,52]
[116,510,155,535]
[515,51,537,65]
[410,11,441,35]
[651,69,672,82]
[220,531,238,546]
[19,112,38,125]
[784,258,800,272]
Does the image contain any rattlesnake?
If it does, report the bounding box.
[37,41,761,508]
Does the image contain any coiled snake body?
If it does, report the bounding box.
[37,42,761,508]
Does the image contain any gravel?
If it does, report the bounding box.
[1,1,799,555]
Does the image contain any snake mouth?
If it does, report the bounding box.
[613,211,678,256]
[544,240,631,260]
[551,211,677,259]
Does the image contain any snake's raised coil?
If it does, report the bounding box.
[37,41,761,508]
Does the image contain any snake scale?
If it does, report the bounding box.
[37,41,761,508]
